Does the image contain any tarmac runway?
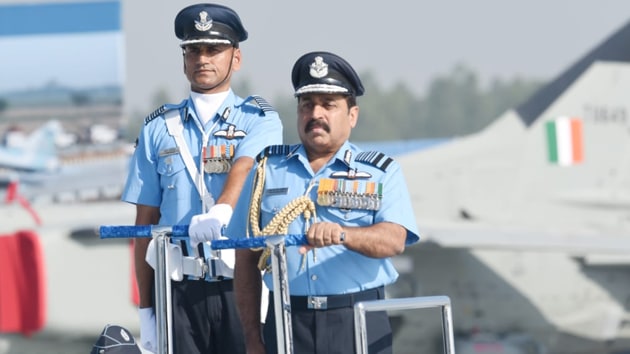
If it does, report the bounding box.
[0,333,103,354]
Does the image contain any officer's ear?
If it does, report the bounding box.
[349,104,359,128]
[231,47,242,72]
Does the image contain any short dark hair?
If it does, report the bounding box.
[345,95,357,108]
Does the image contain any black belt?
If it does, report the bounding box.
[182,276,230,283]
[283,286,384,311]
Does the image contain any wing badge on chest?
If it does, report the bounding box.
[214,124,246,139]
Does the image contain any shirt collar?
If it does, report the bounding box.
[185,89,236,124]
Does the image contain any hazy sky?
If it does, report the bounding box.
[0,32,123,92]
[1,0,630,116]
[124,0,630,114]
[0,1,122,93]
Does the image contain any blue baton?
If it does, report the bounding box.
[99,225,308,249]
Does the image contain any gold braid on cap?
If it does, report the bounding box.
[247,156,317,272]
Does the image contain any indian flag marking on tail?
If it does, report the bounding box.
[545,117,584,166]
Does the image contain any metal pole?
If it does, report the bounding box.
[441,299,455,354]
[266,235,294,354]
[354,302,368,354]
[154,230,174,354]
[354,296,455,354]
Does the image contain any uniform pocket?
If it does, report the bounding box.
[157,154,188,203]
[157,154,186,176]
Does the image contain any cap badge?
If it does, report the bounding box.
[120,328,131,341]
[195,11,213,32]
[309,56,328,79]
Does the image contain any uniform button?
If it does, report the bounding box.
[311,274,318,281]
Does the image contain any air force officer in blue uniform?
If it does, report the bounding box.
[227,51,419,354]
[122,3,282,354]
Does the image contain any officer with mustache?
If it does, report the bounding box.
[227,51,419,354]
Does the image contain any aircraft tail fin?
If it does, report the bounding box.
[398,19,630,242]
[516,20,630,127]
[23,120,61,157]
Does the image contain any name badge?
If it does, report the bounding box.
[159,147,180,156]
[265,187,289,196]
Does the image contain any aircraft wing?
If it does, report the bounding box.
[420,221,630,259]
[17,155,130,203]
[0,147,60,173]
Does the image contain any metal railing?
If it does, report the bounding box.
[99,226,455,354]
[99,226,302,354]
[354,295,455,354]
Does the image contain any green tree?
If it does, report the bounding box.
[271,64,544,143]
[0,99,7,115]
[150,87,173,109]
[232,78,254,98]
[71,92,91,106]
[357,72,419,141]
[275,95,299,144]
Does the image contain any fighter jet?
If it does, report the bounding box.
[0,120,62,173]
[389,19,630,354]
[0,119,132,204]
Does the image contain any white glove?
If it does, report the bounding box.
[138,307,157,353]
[189,204,233,246]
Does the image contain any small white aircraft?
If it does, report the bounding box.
[0,121,63,173]
[0,119,132,204]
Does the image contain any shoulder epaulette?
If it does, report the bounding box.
[144,100,187,125]
[256,144,296,162]
[241,95,276,114]
[355,151,394,172]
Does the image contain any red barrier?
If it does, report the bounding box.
[0,230,46,336]
[130,240,139,306]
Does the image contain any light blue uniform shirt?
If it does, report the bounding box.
[122,90,282,273]
[226,141,419,295]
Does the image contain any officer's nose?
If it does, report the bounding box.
[311,104,327,119]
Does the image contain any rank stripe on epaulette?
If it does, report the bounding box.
[144,100,187,125]
[145,105,167,125]
[355,151,393,171]
[250,95,274,112]
[256,144,295,162]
